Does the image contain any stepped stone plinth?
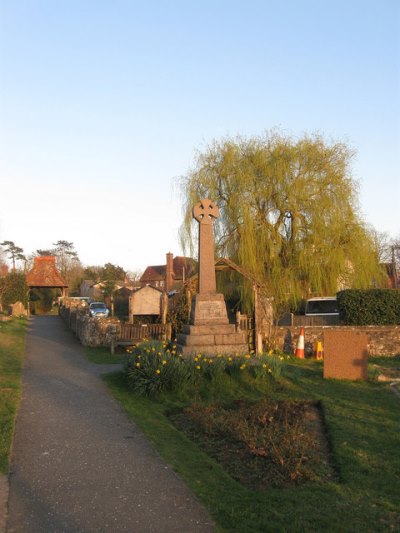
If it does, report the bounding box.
[177,294,248,355]
[176,199,249,357]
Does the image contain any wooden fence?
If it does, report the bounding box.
[236,312,255,351]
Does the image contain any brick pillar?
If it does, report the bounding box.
[166,252,174,292]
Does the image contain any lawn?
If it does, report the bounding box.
[0,317,26,474]
[84,345,128,365]
[104,353,400,533]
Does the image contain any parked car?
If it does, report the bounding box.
[305,297,339,317]
[89,302,110,318]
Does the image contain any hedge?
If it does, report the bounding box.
[337,289,400,325]
[0,273,28,310]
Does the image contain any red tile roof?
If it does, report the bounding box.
[140,265,166,283]
[26,256,68,288]
[172,256,196,279]
[0,264,8,277]
[140,256,197,284]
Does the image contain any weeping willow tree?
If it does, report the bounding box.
[180,131,385,314]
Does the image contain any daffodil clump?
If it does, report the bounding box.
[125,339,189,396]
[125,341,285,397]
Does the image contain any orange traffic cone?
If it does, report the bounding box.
[295,327,305,359]
[313,340,324,360]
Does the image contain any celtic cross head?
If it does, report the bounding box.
[192,199,219,225]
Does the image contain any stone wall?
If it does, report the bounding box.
[76,315,120,347]
[59,303,120,347]
[270,325,400,357]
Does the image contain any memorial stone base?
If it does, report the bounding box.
[177,293,249,356]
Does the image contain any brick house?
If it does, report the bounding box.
[140,253,197,292]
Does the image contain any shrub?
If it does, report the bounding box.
[166,288,191,338]
[0,273,28,310]
[337,289,400,325]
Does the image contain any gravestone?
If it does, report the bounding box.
[9,301,27,317]
[323,330,368,380]
[177,199,248,356]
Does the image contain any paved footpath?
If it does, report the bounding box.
[6,316,214,533]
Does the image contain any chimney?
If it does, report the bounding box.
[166,252,174,291]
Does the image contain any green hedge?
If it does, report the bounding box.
[0,273,28,310]
[337,289,400,325]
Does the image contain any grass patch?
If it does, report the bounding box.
[84,346,127,364]
[369,355,400,380]
[104,357,400,532]
[0,317,27,474]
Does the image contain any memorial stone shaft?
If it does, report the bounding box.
[192,199,219,294]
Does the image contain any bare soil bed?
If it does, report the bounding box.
[169,399,337,490]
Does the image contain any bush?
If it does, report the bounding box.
[167,289,191,339]
[0,273,28,310]
[337,289,400,325]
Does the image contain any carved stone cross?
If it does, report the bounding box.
[193,199,219,225]
[192,198,219,294]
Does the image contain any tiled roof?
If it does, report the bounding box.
[140,257,197,283]
[26,256,68,288]
[172,256,197,279]
[0,264,8,277]
[140,265,166,283]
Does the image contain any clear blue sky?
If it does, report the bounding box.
[1,0,399,272]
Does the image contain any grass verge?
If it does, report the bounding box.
[0,318,27,474]
[104,358,400,533]
[84,346,127,364]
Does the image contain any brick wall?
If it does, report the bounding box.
[271,325,400,357]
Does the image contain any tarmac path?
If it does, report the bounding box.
[6,316,214,533]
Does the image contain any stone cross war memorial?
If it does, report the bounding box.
[177,198,248,356]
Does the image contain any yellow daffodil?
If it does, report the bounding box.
[162,360,167,365]
[156,369,161,374]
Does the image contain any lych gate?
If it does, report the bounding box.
[26,256,68,313]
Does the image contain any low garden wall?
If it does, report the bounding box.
[271,325,400,357]
[59,304,120,347]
